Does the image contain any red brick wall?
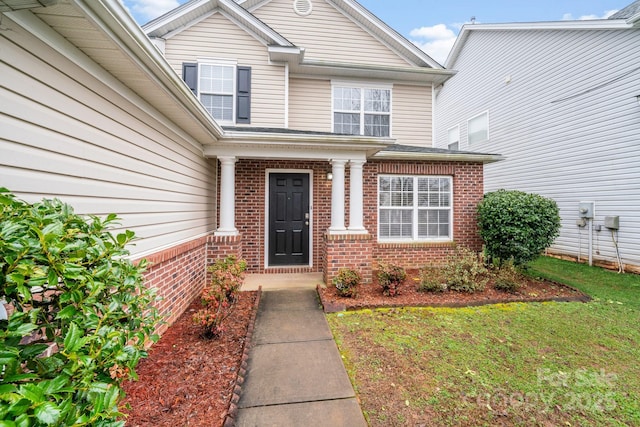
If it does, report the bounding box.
[323,233,374,284]
[138,237,208,336]
[226,158,483,280]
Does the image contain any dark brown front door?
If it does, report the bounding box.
[268,173,310,266]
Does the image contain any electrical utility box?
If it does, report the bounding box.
[579,202,595,219]
[604,216,619,230]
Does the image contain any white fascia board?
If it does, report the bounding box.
[74,0,224,140]
[292,60,456,85]
[220,129,394,147]
[372,151,505,164]
[268,45,304,63]
[204,144,372,161]
[447,20,634,68]
[142,0,211,34]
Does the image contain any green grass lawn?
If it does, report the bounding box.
[327,257,640,426]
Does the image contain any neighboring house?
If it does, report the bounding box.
[435,1,640,272]
[1,0,499,327]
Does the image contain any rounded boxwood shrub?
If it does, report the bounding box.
[0,188,161,425]
[477,189,561,266]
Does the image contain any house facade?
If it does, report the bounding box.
[145,0,500,285]
[435,3,640,272]
[1,0,498,328]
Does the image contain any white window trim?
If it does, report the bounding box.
[467,111,489,144]
[447,124,460,150]
[377,175,453,243]
[197,60,238,125]
[331,80,393,137]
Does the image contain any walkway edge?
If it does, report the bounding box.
[224,286,262,427]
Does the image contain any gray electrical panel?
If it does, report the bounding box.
[604,216,619,230]
[579,202,595,219]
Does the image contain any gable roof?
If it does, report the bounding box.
[446,17,638,69]
[609,0,640,20]
[144,0,448,76]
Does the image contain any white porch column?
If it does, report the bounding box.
[329,159,347,233]
[348,160,367,233]
[215,156,238,236]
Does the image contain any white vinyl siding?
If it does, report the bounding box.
[164,12,285,127]
[1,19,216,258]
[435,27,640,269]
[378,176,452,241]
[252,0,412,66]
[288,78,332,131]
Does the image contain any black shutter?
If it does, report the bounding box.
[182,63,198,96]
[236,66,251,124]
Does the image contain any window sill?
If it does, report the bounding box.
[377,240,455,249]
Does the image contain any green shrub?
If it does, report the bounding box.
[492,261,523,293]
[0,188,160,426]
[194,256,247,339]
[443,246,488,293]
[376,262,406,297]
[417,267,448,293]
[477,189,561,266]
[332,268,361,298]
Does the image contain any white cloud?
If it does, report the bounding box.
[123,0,181,22]
[409,23,462,65]
[562,9,618,20]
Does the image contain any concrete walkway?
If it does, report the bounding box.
[235,287,367,426]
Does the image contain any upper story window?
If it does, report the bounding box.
[182,61,251,125]
[447,125,460,150]
[378,175,452,241]
[467,111,489,144]
[332,83,391,137]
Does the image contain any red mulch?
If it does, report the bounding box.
[121,291,257,427]
[120,272,588,426]
[318,270,589,312]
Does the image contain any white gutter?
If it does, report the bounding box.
[372,151,505,164]
[74,0,225,140]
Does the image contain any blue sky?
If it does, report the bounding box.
[123,0,628,63]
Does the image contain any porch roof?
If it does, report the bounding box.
[372,144,504,164]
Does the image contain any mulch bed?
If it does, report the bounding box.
[121,291,258,427]
[318,270,590,312]
[121,271,588,426]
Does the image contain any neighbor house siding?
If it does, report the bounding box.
[251,0,411,67]
[436,28,640,270]
[288,78,332,132]
[0,16,216,259]
[163,11,286,128]
[392,83,433,147]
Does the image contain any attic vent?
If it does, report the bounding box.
[293,0,312,16]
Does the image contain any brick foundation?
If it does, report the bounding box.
[323,233,373,284]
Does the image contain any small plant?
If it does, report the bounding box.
[418,267,448,293]
[333,268,361,298]
[376,262,406,297]
[493,261,523,293]
[194,256,247,339]
[443,246,488,293]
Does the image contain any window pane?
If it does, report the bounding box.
[364,89,390,112]
[447,126,459,145]
[334,113,360,135]
[201,94,233,121]
[364,114,390,137]
[379,208,412,239]
[200,65,233,95]
[468,112,488,144]
[333,87,360,111]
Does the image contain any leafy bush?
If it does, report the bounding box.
[0,188,160,426]
[376,262,406,297]
[193,256,247,339]
[492,261,523,293]
[443,246,488,293]
[477,189,561,266]
[332,268,361,298]
[417,267,448,293]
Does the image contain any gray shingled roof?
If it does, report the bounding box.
[380,144,499,157]
[609,0,640,19]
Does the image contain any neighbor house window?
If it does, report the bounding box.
[447,125,460,150]
[333,83,391,137]
[467,111,489,144]
[182,62,251,124]
[378,175,452,241]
